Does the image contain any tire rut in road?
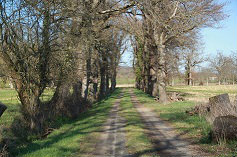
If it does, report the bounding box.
[129,90,205,157]
[93,94,127,157]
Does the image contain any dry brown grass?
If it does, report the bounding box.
[168,85,237,103]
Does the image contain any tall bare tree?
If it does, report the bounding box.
[127,0,226,103]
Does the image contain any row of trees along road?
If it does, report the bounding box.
[0,0,227,134]
[0,0,130,134]
[129,0,226,103]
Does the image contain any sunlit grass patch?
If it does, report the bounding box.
[0,89,20,129]
[13,89,120,157]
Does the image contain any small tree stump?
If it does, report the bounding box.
[213,115,237,141]
[207,94,236,123]
[0,102,7,117]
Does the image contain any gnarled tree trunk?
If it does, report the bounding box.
[17,87,43,132]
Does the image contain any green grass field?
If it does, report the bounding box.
[133,85,237,156]
[168,85,237,103]
[116,78,135,85]
[0,89,19,129]
[11,89,120,157]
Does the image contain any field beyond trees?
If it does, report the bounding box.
[168,85,237,103]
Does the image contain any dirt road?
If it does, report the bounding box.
[93,94,127,157]
[90,89,207,157]
[129,91,206,157]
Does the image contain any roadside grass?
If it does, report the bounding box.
[119,88,159,157]
[133,89,211,142]
[12,89,120,157]
[132,88,237,155]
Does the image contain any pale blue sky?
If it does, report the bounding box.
[202,0,237,56]
[121,0,237,67]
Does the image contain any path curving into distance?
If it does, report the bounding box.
[88,89,208,157]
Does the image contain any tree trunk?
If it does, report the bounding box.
[106,70,110,94]
[99,61,106,99]
[156,34,168,104]
[93,76,98,101]
[143,49,150,93]
[152,77,158,97]
[111,69,117,91]
[189,72,192,86]
[19,90,43,132]
[143,18,153,94]
[187,60,192,86]
[136,77,141,90]
[100,72,106,98]
[82,76,87,98]
[151,67,158,97]
[72,81,83,103]
[84,57,91,101]
[49,81,70,116]
[233,75,235,85]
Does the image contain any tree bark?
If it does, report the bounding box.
[106,70,110,94]
[49,81,70,116]
[84,57,91,101]
[93,76,98,101]
[18,88,43,132]
[233,75,235,85]
[152,77,158,97]
[111,68,117,91]
[156,33,168,104]
[99,54,106,99]
[187,60,192,86]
